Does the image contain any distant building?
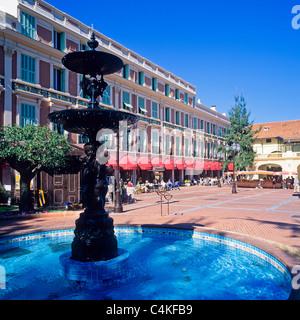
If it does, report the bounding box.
[0,0,230,207]
[252,120,300,178]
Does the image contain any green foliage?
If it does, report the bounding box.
[0,125,72,176]
[218,95,261,171]
[0,124,72,212]
[0,182,9,203]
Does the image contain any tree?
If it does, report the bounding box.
[219,95,261,171]
[0,125,72,212]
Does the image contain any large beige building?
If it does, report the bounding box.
[252,120,300,179]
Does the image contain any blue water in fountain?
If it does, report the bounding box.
[0,228,292,300]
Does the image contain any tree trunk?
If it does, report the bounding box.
[19,173,35,212]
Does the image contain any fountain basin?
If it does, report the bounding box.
[60,248,129,282]
[0,226,293,300]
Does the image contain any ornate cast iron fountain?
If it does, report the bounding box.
[48,33,138,266]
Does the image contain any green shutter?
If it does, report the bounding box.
[184,93,188,104]
[60,32,65,52]
[165,84,170,97]
[21,54,35,83]
[20,103,36,127]
[60,69,65,92]
[175,89,180,100]
[138,71,144,85]
[152,102,158,119]
[21,11,35,39]
[152,78,157,91]
[123,64,129,79]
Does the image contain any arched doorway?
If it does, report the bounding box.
[258,164,282,172]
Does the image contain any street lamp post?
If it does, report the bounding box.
[226,142,240,194]
[114,128,123,213]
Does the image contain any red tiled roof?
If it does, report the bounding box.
[252,120,300,141]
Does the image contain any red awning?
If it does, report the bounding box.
[164,158,176,170]
[175,159,185,170]
[216,162,223,171]
[138,157,152,170]
[185,159,194,169]
[151,157,165,168]
[106,154,117,169]
[209,162,216,171]
[120,156,138,170]
[227,162,234,171]
[203,161,210,171]
[194,160,204,171]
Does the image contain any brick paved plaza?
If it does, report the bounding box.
[1,185,300,272]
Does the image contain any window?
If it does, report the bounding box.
[123,64,129,79]
[175,111,180,125]
[207,143,211,158]
[79,75,88,99]
[21,11,35,39]
[138,97,147,115]
[121,128,134,151]
[53,67,65,92]
[201,120,204,131]
[184,93,188,105]
[78,135,89,144]
[193,117,198,130]
[184,114,189,128]
[100,134,114,150]
[21,54,35,83]
[184,137,190,157]
[20,103,36,127]
[165,84,170,97]
[53,123,64,135]
[122,91,132,111]
[213,124,216,135]
[102,85,111,106]
[218,127,222,137]
[138,71,144,86]
[175,136,182,156]
[165,134,171,155]
[152,102,158,119]
[151,131,159,154]
[266,138,272,143]
[152,78,157,91]
[53,31,65,51]
[193,140,198,157]
[165,107,170,122]
[138,129,147,153]
[207,122,210,134]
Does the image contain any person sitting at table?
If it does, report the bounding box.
[173,181,180,190]
[166,179,172,190]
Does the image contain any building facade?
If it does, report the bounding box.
[0,0,230,207]
[252,120,300,179]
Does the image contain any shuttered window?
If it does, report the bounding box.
[21,54,35,83]
[21,11,35,39]
[20,103,36,127]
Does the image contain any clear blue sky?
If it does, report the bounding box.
[47,0,300,124]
